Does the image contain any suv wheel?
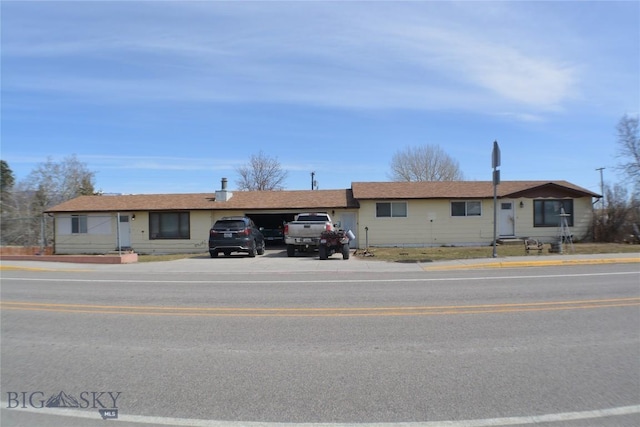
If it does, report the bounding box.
[248,241,257,258]
[257,241,265,255]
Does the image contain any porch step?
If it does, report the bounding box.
[497,238,524,245]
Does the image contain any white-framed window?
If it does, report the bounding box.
[71,215,88,234]
[376,202,407,218]
[451,201,482,217]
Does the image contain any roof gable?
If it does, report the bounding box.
[502,182,599,198]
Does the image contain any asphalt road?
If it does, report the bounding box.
[1,255,639,426]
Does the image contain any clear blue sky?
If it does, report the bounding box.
[2,1,638,195]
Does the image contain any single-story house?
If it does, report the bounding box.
[45,180,600,254]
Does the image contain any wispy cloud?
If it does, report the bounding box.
[82,155,242,171]
[0,1,624,117]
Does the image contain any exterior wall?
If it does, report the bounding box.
[357,199,495,247]
[52,198,593,253]
[54,209,361,254]
[54,213,118,254]
[573,197,595,241]
[513,197,593,243]
[54,211,215,255]
[128,211,213,255]
[356,197,594,247]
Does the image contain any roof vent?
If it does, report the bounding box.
[215,177,233,202]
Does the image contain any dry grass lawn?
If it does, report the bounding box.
[138,243,639,263]
[354,243,640,262]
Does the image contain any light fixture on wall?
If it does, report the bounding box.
[132,214,136,220]
[519,201,524,208]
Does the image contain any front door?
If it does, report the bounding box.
[499,202,515,237]
[118,214,131,249]
[340,213,358,248]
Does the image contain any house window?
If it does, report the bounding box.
[71,215,88,234]
[451,201,482,217]
[534,200,573,227]
[149,212,190,239]
[376,202,407,218]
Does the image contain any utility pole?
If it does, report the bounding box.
[595,167,605,209]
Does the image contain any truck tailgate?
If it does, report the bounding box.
[287,223,327,238]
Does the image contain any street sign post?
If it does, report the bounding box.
[492,141,500,258]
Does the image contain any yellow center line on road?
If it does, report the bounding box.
[1,297,639,317]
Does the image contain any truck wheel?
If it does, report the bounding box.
[342,243,350,260]
[210,251,218,258]
[286,244,295,257]
[319,245,328,260]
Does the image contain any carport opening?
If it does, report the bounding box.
[246,213,296,246]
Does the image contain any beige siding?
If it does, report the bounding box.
[55,209,362,254]
[54,213,118,254]
[573,197,595,240]
[54,211,215,255]
[513,197,593,243]
[356,197,594,247]
[357,200,495,247]
[53,198,593,253]
[129,211,212,255]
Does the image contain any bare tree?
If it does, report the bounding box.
[4,155,98,246]
[235,151,288,191]
[23,154,97,207]
[616,114,640,187]
[389,144,464,181]
[592,183,640,242]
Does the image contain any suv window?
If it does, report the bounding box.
[213,220,247,230]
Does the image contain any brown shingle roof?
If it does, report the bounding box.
[46,189,359,213]
[351,181,600,199]
[46,181,599,213]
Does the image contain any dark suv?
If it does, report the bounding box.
[209,217,265,258]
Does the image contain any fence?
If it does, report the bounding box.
[1,214,55,250]
[0,246,54,256]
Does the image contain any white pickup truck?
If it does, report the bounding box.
[284,213,334,257]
